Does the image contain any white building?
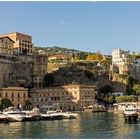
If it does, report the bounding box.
[112,49,132,74]
[112,49,131,66]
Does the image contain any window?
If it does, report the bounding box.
[39,82,41,87]
[23,93,26,97]
[5,92,8,97]
[12,93,14,97]
[18,92,20,97]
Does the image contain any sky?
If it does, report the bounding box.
[0,1,140,55]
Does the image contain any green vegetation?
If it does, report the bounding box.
[0,99,14,110]
[133,85,140,96]
[100,85,113,95]
[116,95,138,103]
[25,100,32,110]
[96,95,116,106]
[86,53,103,61]
[43,73,54,87]
[85,70,93,80]
[126,76,138,95]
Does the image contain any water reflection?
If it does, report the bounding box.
[1,112,140,138]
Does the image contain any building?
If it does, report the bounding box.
[112,49,131,66]
[33,54,48,88]
[30,84,96,111]
[0,36,14,56]
[0,32,33,54]
[112,49,132,74]
[0,87,28,108]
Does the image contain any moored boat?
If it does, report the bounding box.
[92,105,107,112]
[0,111,8,123]
[39,106,63,120]
[3,107,25,122]
[54,110,79,119]
[22,107,40,121]
[123,105,139,122]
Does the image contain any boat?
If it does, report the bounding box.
[55,110,79,119]
[92,105,107,112]
[39,106,63,120]
[123,105,139,121]
[123,106,139,117]
[0,111,8,123]
[22,107,40,121]
[3,107,25,122]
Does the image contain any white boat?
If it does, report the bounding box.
[52,110,79,119]
[123,105,139,121]
[39,106,63,120]
[124,108,139,117]
[3,107,25,122]
[59,112,79,119]
[22,107,40,121]
[0,111,8,123]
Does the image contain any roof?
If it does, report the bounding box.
[0,32,31,38]
[0,36,15,43]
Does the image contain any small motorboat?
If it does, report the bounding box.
[123,105,139,121]
[3,107,25,122]
[0,111,8,123]
[22,107,40,121]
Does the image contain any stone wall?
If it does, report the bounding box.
[0,55,33,88]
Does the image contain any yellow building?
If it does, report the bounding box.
[30,84,96,111]
[0,32,33,54]
[0,36,14,55]
[0,87,28,108]
[33,54,48,88]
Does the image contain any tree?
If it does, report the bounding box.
[116,96,138,103]
[133,85,140,96]
[0,99,14,110]
[25,100,32,110]
[108,96,116,104]
[126,76,137,95]
[100,85,113,95]
[85,70,93,80]
[43,74,54,87]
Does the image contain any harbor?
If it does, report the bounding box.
[0,106,79,123]
[1,111,140,139]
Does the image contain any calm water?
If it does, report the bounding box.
[1,112,140,139]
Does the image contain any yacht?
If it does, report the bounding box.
[92,105,107,112]
[0,111,8,123]
[55,110,79,119]
[22,107,40,121]
[3,107,25,122]
[39,106,63,120]
[123,106,139,117]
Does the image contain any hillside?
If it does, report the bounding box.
[34,46,83,55]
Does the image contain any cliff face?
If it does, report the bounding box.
[0,56,33,88]
[0,59,12,87]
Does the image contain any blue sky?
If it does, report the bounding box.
[0,1,140,55]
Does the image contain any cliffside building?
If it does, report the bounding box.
[0,32,33,55]
[0,36,14,56]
